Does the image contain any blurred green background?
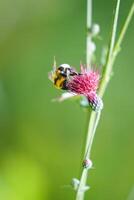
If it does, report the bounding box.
[0,0,134,199]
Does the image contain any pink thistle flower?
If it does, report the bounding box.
[67,67,103,111]
[67,69,99,95]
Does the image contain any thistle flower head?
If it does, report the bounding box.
[67,66,100,96]
[67,66,103,111]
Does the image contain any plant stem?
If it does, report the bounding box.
[86,0,93,68]
[114,2,134,55]
[87,0,92,29]
[76,111,101,200]
[99,1,134,98]
[75,0,134,199]
[85,111,101,158]
[98,0,120,97]
[75,0,123,199]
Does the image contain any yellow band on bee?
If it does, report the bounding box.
[54,76,65,89]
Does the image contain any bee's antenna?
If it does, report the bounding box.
[53,56,56,70]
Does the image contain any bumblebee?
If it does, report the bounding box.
[52,64,78,90]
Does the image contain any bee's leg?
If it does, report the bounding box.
[61,80,68,90]
[70,72,78,76]
[54,77,59,85]
[70,72,82,76]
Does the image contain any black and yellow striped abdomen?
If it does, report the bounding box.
[53,72,67,90]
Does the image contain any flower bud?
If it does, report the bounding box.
[92,24,100,36]
[88,94,103,112]
[83,158,93,169]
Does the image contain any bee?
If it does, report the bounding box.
[52,64,78,90]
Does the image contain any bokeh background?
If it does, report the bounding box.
[0,0,134,199]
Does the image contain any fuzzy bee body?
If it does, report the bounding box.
[53,73,67,90]
[53,64,78,90]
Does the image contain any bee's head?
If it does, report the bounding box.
[57,64,71,77]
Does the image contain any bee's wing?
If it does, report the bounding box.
[48,57,57,82]
[48,70,55,83]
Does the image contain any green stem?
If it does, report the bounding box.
[75,1,134,200]
[75,0,93,196]
[99,0,120,97]
[99,1,134,98]
[75,0,121,199]
[76,111,101,200]
[85,111,101,158]
[114,2,134,55]
[86,0,93,68]
[87,0,92,29]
